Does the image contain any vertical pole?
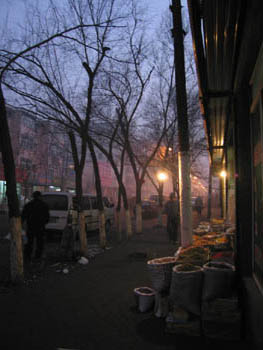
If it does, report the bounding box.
[171,0,192,247]
[207,164,212,219]
[221,175,227,219]
[158,181,164,226]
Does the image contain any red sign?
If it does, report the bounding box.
[0,166,28,182]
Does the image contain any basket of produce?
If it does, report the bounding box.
[211,219,224,224]
[175,246,209,267]
[193,222,211,236]
[193,228,208,236]
[202,261,236,301]
[169,263,203,315]
[147,257,177,293]
[193,233,230,251]
[211,235,231,251]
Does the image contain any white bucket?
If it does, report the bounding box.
[134,287,156,312]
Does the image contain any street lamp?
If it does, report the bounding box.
[157,172,168,204]
[156,171,168,226]
[220,170,227,178]
[157,171,168,182]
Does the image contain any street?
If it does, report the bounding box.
[0,207,208,239]
[0,209,251,350]
[0,208,208,284]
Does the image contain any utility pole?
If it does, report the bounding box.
[170,0,192,247]
[207,164,212,219]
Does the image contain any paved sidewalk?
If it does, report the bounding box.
[0,216,252,350]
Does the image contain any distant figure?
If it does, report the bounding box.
[194,196,203,216]
[164,192,180,244]
[21,191,50,262]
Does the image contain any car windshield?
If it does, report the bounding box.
[42,195,68,211]
[72,196,91,210]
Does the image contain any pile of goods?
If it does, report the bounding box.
[193,221,210,236]
[147,257,178,293]
[133,218,240,341]
[146,257,178,318]
[164,220,240,340]
[174,246,209,267]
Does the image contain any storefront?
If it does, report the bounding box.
[250,46,263,292]
[187,0,263,347]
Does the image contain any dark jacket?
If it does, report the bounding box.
[164,199,179,220]
[195,196,203,208]
[21,198,50,230]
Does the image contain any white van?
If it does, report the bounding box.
[41,192,115,234]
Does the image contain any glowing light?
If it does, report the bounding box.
[220,170,227,178]
[157,172,168,182]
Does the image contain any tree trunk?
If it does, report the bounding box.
[114,172,132,239]
[75,169,88,257]
[119,182,132,238]
[68,131,88,256]
[78,211,88,256]
[10,217,24,283]
[135,203,142,234]
[87,137,106,247]
[115,209,122,241]
[99,210,106,248]
[171,0,192,247]
[126,209,132,238]
[116,188,122,241]
[0,86,24,282]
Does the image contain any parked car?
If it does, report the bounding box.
[141,200,159,219]
[149,194,169,205]
[41,192,114,235]
[149,194,159,203]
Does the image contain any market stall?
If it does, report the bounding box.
[135,219,241,341]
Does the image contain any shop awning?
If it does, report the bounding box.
[187,0,245,175]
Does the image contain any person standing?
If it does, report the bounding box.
[21,191,50,262]
[194,196,203,216]
[164,192,180,244]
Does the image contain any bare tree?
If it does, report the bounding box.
[143,5,207,234]
[97,21,159,234]
[78,4,169,235]
[2,0,136,251]
[0,5,105,279]
[90,128,132,239]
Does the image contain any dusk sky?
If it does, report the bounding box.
[2,0,172,30]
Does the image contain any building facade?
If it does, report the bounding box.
[0,107,74,208]
[0,106,121,210]
[187,0,263,347]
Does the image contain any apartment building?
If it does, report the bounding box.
[0,106,75,208]
[0,106,119,209]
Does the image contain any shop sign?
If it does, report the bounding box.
[0,166,28,182]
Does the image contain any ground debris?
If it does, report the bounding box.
[78,256,89,265]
